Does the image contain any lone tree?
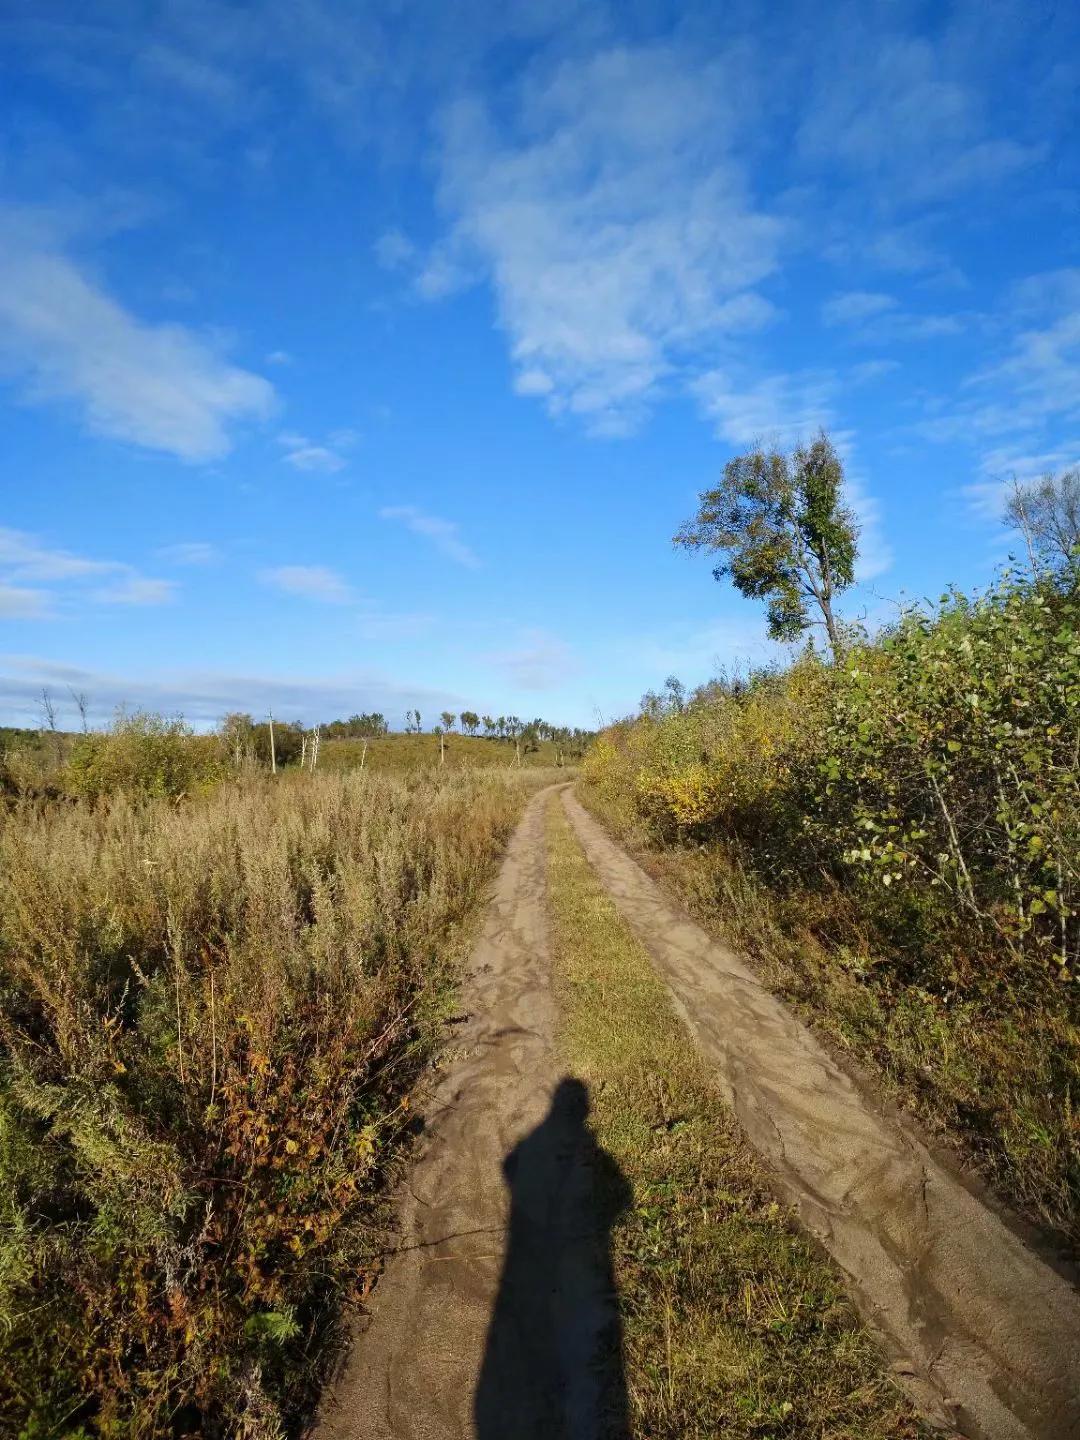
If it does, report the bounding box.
[1004,469,1080,577]
[440,710,457,732]
[675,432,858,658]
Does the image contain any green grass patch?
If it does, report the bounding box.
[544,797,928,1440]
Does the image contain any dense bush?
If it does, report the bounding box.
[0,768,534,1438]
[589,575,1079,980]
[65,712,229,801]
[583,572,1080,1238]
[816,580,1079,979]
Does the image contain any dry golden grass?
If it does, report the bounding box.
[0,766,552,1439]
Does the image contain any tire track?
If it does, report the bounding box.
[562,787,1080,1440]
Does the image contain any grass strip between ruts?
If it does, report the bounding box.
[544,793,929,1440]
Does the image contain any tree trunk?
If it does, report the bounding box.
[822,602,843,660]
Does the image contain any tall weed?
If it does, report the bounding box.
[0,767,538,1438]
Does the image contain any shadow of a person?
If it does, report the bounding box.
[474,1077,632,1440]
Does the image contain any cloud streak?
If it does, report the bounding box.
[276,429,354,473]
[0,212,274,461]
[0,527,175,615]
[379,505,480,568]
[486,628,578,691]
[259,565,356,603]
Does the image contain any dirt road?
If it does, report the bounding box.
[318,786,1080,1440]
[316,789,620,1440]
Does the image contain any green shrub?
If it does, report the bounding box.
[65,712,229,802]
[815,579,1079,979]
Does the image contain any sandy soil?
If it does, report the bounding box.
[315,788,621,1440]
[561,788,1080,1440]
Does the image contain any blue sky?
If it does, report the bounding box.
[1,0,1077,730]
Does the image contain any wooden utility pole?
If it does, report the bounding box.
[268,710,277,775]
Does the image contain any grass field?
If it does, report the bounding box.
[0,765,555,1439]
[544,795,927,1440]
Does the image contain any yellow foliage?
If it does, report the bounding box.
[636,764,726,828]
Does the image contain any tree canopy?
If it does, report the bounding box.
[1004,469,1080,577]
[674,432,858,657]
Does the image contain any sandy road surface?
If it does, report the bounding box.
[562,788,1080,1440]
[316,788,619,1440]
[318,786,1080,1440]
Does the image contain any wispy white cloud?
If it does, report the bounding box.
[693,368,837,449]
[918,268,1080,515]
[486,628,578,691]
[0,527,117,583]
[421,43,782,432]
[374,228,418,272]
[824,290,965,342]
[259,565,355,603]
[0,527,174,614]
[276,429,354,472]
[157,542,220,566]
[797,32,1041,206]
[631,616,779,684]
[850,359,900,385]
[0,585,53,620]
[959,443,1080,521]
[844,473,894,583]
[93,576,177,606]
[0,212,275,461]
[356,607,437,641]
[281,444,346,473]
[379,505,480,568]
[823,291,898,326]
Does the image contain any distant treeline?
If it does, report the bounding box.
[322,709,594,749]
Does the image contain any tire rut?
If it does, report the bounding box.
[561,787,1080,1440]
[315,788,617,1440]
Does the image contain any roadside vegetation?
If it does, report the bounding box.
[583,456,1080,1250]
[0,760,550,1438]
[545,796,928,1439]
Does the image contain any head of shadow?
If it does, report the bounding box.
[474,1076,631,1439]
